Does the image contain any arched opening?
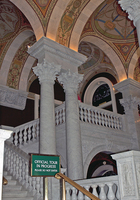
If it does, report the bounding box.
[87,152,117,179]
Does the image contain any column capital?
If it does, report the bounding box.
[33,59,61,84]
[119,0,140,25]
[58,70,84,93]
[120,95,140,112]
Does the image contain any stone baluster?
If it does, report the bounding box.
[7,149,11,172]
[92,184,98,197]
[32,177,36,195]
[14,129,19,146]
[107,182,115,200]
[28,176,32,191]
[22,159,25,185]
[40,177,43,198]
[84,185,90,200]
[33,59,61,154]
[28,125,32,143]
[25,161,29,188]
[23,127,27,145]
[18,157,22,182]
[15,155,19,179]
[78,190,83,200]
[36,177,41,197]
[72,187,77,200]
[13,152,16,176]
[58,70,84,180]
[9,151,13,174]
[99,184,106,200]
[66,187,71,200]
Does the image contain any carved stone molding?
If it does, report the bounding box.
[121,162,135,196]
[0,85,28,110]
[119,0,140,25]
[58,70,84,93]
[120,95,140,112]
[33,59,61,84]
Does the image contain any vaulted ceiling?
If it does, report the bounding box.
[0,0,140,93]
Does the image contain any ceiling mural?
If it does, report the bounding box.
[78,41,117,77]
[80,0,138,76]
[56,0,90,47]
[7,35,36,89]
[0,0,32,69]
[26,0,57,35]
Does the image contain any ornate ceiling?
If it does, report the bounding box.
[0,0,140,91]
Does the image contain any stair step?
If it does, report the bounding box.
[5,179,17,185]
[3,198,34,200]
[3,185,22,190]
[4,175,12,180]
[3,190,28,198]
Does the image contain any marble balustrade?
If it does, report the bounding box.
[8,102,125,147]
[65,175,120,200]
[4,141,43,200]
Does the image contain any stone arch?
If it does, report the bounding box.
[128,48,140,79]
[69,0,104,51]
[83,144,121,178]
[10,0,44,40]
[80,36,127,82]
[46,0,70,40]
[19,56,36,91]
[0,30,34,86]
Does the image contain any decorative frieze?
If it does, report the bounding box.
[0,85,28,110]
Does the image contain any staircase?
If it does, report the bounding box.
[3,170,34,200]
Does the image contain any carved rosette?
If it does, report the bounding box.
[58,70,84,93]
[119,0,140,25]
[33,59,61,84]
[120,95,140,112]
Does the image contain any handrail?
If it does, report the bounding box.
[55,173,100,200]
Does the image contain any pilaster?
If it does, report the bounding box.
[114,79,140,150]
[112,150,140,200]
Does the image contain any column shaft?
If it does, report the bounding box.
[40,81,56,154]
[66,90,83,180]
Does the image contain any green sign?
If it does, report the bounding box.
[31,154,60,177]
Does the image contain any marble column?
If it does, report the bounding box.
[0,129,12,200]
[114,78,140,150]
[33,59,61,154]
[112,150,140,200]
[119,0,140,46]
[58,70,84,180]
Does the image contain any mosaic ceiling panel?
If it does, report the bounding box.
[26,0,57,34]
[56,0,90,47]
[0,0,32,69]
[78,41,116,75]
[80,0,138,76]
[7,35,36,89]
